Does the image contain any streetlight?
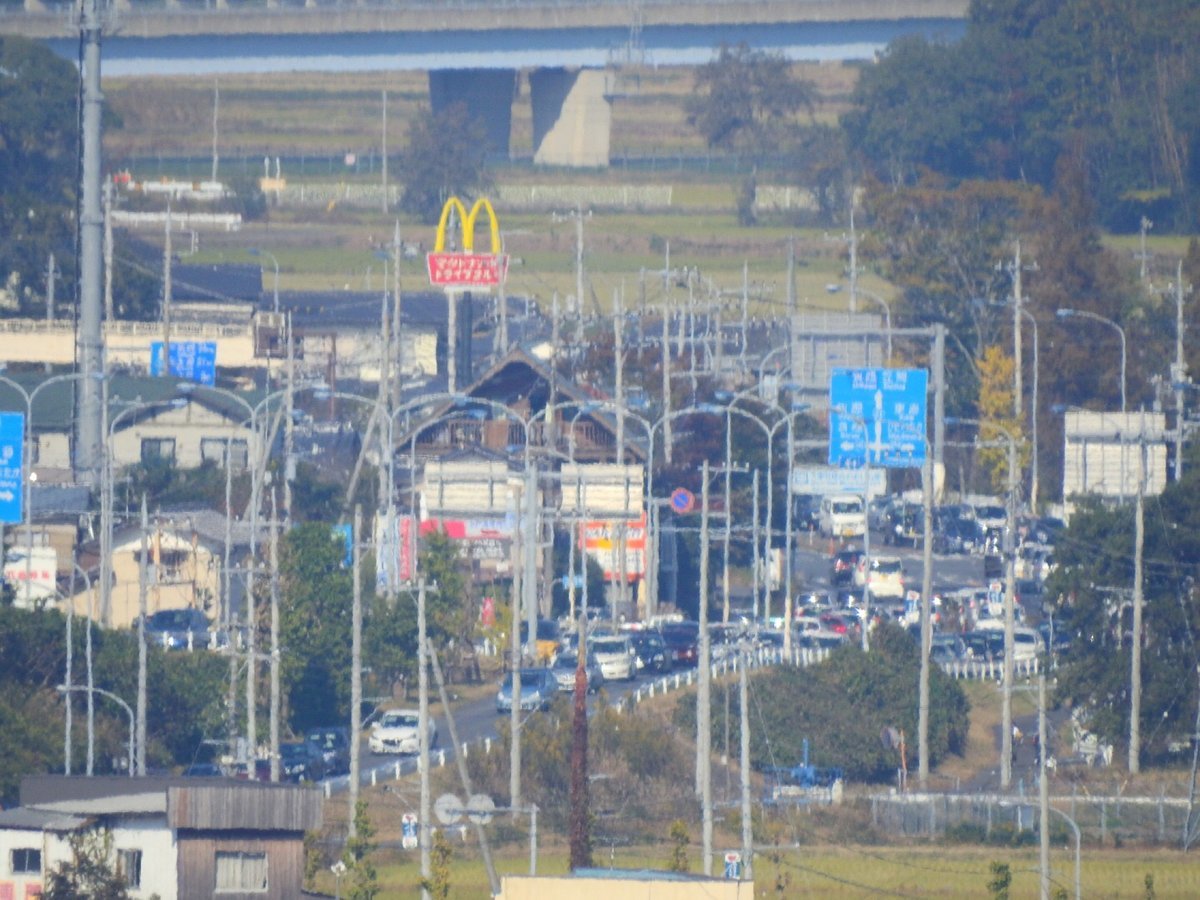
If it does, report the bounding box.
[947,415,1018,789]
[855,287,893,361]
[57,684,134,777]
[0,371,101,602]
[1056,308,1126,413]
[248,248,280,314]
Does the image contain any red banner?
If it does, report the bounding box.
[427,251,508,287]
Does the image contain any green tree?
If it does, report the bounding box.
[667,820,690,872]
[686,43,814,161]
[1049,453,1200,760]
[342,799,378,900]
[280,522,355,732]
[0,36,79,317]
[398,102,491,224]
[986,860,1012,899]
[42,830,131,900]
[424,828,453,899]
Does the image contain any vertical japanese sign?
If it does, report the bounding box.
[0,412,25,525]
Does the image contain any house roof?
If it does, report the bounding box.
[272,290,487,330]
[110,506,261,550]
[171,262,263,304]
[0,807,91,833]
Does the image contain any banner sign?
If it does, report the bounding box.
[150,340,217,385]
[829,367,927,469]
[579,513,647,581]
[0,412,24,525]
[426,196,509,288]
[791,465,888,496]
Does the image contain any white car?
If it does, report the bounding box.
[590,635,635,682]
[369,709,437,755]
[854,556,905,599]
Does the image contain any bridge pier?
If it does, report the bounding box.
[530,67,613,168]
[428,68,517,158]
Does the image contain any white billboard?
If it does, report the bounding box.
[791,465,887,496]
[1063,411,1168,499]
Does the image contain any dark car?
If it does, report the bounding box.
[180,762,224,777]
[830,548,863,586]
[658,622,700,668]
[629,630,671,674]
[259,741,327,783]
[305,726,351,776]
[138,608,215,650]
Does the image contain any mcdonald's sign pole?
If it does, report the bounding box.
[427,197,508,392]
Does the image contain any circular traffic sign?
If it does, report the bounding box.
[670,487,696,514]
[466,793,496,826]
[434,792,462,825]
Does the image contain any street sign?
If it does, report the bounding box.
[723,851,742,879]
[670,487,695,514]
[434,792,463,825]
[0,412,25,525]
[466,793,496,826]
[790,465,887,496]
[828,367,927,469]
[150,340,217,385]
[401,813,419,850]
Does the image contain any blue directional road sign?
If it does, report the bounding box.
[150,341,217,386]
[0,412,25,525]
[828,368,928,469]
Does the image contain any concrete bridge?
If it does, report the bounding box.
[7,0,967,166]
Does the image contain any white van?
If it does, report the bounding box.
[819,494,866,539]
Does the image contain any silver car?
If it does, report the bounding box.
[551,653,604,693]
[496,668,558,714]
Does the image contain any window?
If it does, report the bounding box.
[117,849,142,888]
[140,437,176,464]
[200,438,248,472]
[215,851,267,893]
[11,848,40,875]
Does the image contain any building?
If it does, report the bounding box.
[0,775,322,900]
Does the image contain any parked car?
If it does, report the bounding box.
[659,622,700,668]
[368,709,437,755]
[306,725,351,773]
[256,741,326,783]
[628,630,671,674]
[496,668,558,714]
[180,762,224,777]
[137,608,216,650]
[819,494,866,539]
[590,635,635,681]
[550,652,603,692]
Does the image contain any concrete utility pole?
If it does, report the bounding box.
[698,460,713,875]
[211,80,220,182]
[136,496,148,776]
[661,311,672,463]
[269,491,282,784]
[417,580,432,900]
[1173,262,1190,481]
[103,180,114,322]
[848,203,859,313]
[75,0,106,484]
[1012,240,1024,424]
[349,505,364,828]
[162,207,172,376]
[1130,428,1146,774]
[380,89,388,213]
[739,643,752,880]
[509,481,523,813]
[614,288,624,460]
[917,451,934,787]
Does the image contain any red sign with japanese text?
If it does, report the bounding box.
[426,252,508,287]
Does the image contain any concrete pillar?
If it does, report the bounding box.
[428,69,517,159]
[530,67,613,168]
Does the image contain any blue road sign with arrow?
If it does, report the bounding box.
[828,368,927,469]
[0,412,25,525]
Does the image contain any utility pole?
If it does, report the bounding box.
[136,496,147,776]
[46,254,56,323]
[661,311,672,463]
[1038,674,1050,900]
[393,221,403,408]
[103,180,114,322]
[917,451,934,787]
[211,80,220,182]
[417,579,432,899]
[614,287,624,460]
[75,0,106,484]
[698,460,713,876]
[269,491,281,783]
[349,505,364,825]
[162,207,172,377]
[509,481,523,814]
[848,203,858,313]
[1130,427,1146,774]
[739,642,752,880]
[1173,262,1190,481]
[1012,240,1024,424]
[381,89,389,213]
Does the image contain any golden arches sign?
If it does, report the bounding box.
[427,195,508,288]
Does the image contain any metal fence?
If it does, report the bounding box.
[870,791,1195,848]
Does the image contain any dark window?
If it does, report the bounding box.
[118,848,142,888]
[12,847,41,874]
[140,437,176,464]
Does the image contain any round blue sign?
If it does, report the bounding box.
[670,488,695,514]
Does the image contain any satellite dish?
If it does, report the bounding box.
[466,793,496,826]
[434,792,462,826]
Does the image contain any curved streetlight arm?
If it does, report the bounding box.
[1056,308,1126,413]
[57,684,134,777]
